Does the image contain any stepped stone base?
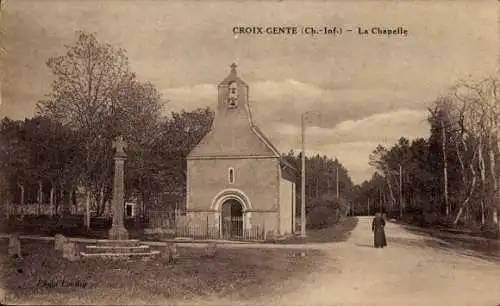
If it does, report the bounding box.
[80,239,159,259]
[95,239,141,246]
[80,251,160,259]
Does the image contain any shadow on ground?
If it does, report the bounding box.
[0,239,334,305]
[277,217,359,245]
[398,224,500,263]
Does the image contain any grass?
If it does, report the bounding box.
[277,217,359,244]
[397,223,500,262]
[0,239,330,305]
[424,233,500,261]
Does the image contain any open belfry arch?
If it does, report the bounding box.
[185,64,297,240]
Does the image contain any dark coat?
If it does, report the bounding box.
[372,216,387,248]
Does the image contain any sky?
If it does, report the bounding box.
[0,0,498,184]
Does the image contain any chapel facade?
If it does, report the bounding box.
[185,64,297,240]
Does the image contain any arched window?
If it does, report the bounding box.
[228,168,235,184]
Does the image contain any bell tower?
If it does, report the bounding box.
[188,64,278,158]
[217,63,249,116]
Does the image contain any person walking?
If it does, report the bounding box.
[371,212,387,248]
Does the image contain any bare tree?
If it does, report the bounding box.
[441,119,449,216]
[448,78,500,226]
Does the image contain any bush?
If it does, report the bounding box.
[306,195,346,229]
[481,223,499,239]
[307,206,336,229]
[421,213,441,228]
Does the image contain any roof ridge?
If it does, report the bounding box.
[250,124,280,157]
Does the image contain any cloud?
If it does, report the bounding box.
[161,81,431,183]
[251,79,435,128]
[274,108,428,143]
[253,108,429,151]
[162,79,435,126]
[162,84,217,113]
[265,109,430,183]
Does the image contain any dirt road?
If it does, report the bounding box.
[266,217,500,306]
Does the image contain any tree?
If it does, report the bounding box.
[0,116,84,214]
[448,78,500,227]
[0,118,31,206]
[137,108,215,210]
[36,31,165,215]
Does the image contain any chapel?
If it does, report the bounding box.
[185,64,297,239]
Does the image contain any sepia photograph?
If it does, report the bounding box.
[0,0,499,305]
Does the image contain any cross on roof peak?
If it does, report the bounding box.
[226,63,238,79]
[220,63,246,86]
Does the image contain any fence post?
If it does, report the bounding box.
[5,199,9,219]
[206,215,209,239]
[263,220,266,241]
[175,215,178,237]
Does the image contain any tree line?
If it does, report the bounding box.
[0,111,214,215]
[356,77,500,233]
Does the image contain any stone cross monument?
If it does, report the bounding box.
[108,135,129,240]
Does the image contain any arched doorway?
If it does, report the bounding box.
[221,199,243,239]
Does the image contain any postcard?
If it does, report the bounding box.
[1,1,499,305]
